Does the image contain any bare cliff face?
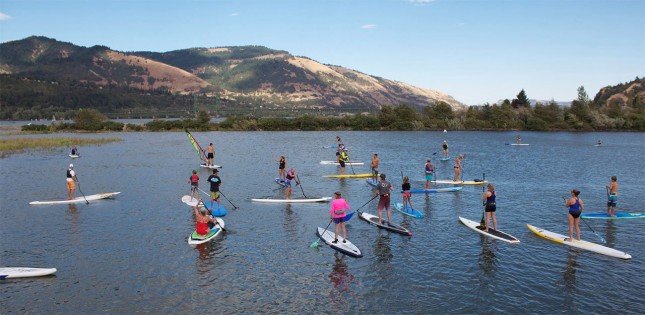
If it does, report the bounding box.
[1,36,466,111]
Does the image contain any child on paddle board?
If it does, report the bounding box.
[193,202,217,235]
[424,159,434,189]
[274,155,287,182]
[482,183,497,232]
[329,191,350,243]
[376,173,394,225]
[606,176,618,217]
[66,164,78,200]
[207,169,222,209]
[402,176,414,211]
[453,155,463,182]
[188,170,199,201]
[206,143,215,166]
[285,167,299,200]
[565,189,584,241]
[371,153,379,183]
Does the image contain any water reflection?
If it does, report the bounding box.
[328,252,356,307]
[374,234,393,265]
[604,220,617,246]
[562,250,580,312]
[478,238,498,277]
[67,203,80,235]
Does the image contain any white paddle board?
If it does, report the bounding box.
[0,267,57,279]
[316,227,363,258]
[188,217,225,245]
[527,224,631,259]
[251,197,332,203]
[29,192,120,205]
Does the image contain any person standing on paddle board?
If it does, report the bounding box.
[442,140,449,158]
[516,134,522,144]
[336,136,342,147]
[482,183,497,232]
[66,164,78,200]
[376,173,394,225]
[606,176,619,217]
[285,167,299,200]
[274,155,287,182]
[336,150,346,175]
[370,153,380,183]
[402,176,414,211]
[207,169,222,209]
[565,189,584,241]
[193,202,217,235]
[206,143,215,166]
[453,155,463,182]
[188,170,199,201]
[424,159,434,189]
[71,146,78,156]
[329,191,350,244]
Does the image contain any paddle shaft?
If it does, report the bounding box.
[199,187,237,209]
[75,175,89,204]
[296,175,308,198]
[311,220,333,247]
[480,173,486,227]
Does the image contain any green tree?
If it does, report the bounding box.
[511,89,530,108]
[73,108,106,130]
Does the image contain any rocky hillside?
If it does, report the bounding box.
[593,77,645,110]
[0,36,466,114]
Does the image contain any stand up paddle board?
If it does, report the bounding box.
[188,217,225,245]
[459,217,520,243]
[29,192,120,205]
[526,224,631,259]
[320,160,365,166]
[393,202,424,219]
[180,196,227,216]
[581,212,644,220]
[200,163,222,169]
[366,178,462,193]
[358,211,412,236]
[439,157,450,161]
[251,197,332,203]
[506,143,530,146]
[433,179,488,185]
[69,154,79,158]
[275,178,287,187]
[316,227,363,258]
[323,173,372,178]
[0,267,57,279]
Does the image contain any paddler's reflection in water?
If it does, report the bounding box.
[562,250,580,313]
[329,252,356,303]
[478,239,498,277]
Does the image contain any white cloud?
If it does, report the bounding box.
[361,24,376,29]
[0,12,12,21]
[228,13,239,17]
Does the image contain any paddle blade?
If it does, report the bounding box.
[344,212,355,222]
[310,239,320,248]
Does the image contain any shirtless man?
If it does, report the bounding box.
[607,176,619,217]
[207,143,215,166]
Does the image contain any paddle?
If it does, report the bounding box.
[200,199,227,232]
[296,175,308,198]
[562,197,605,244]
[75,175,89,204]
[219,191,238,209]
[346,152,356,175]
[479,173,486,228]
[310,220,333,248]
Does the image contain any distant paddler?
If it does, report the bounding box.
[71,146,78,156]
[606,176,618,217]
[206,143,215,167]
[370,153,379,183]
[442,140,449,158]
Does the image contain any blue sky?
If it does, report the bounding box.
[1,0,643,105]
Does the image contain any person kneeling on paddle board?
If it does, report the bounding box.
[330,191,350,244]
[188,170,199,202]
[565,189,584,241]
[376,174,394,225]
[193,203,217,235]
[207,169,222,209]
[66,164,78,200]
[482,183,497,232]
[285,167,299,200]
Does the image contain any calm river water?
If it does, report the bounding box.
[1,130,644,314]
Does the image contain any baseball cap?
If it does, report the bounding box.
[69,164,74,168]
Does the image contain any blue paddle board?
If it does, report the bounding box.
[275,178,287,187]
[200,200,227,217]
[581,212,644,219]
[393,202,424,219]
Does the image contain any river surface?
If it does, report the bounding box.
[1,130,644,314]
